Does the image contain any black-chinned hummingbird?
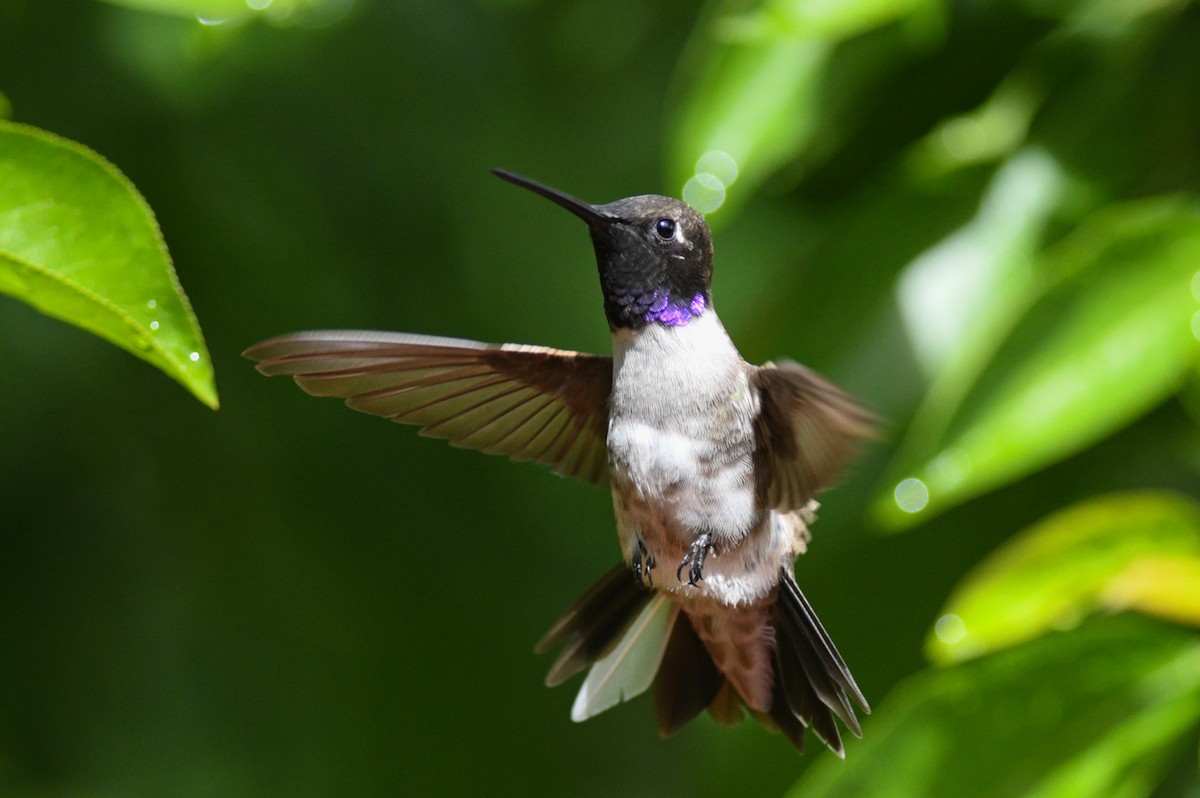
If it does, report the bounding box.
[245,170,873,755]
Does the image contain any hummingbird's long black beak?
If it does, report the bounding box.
[492,169,615,228]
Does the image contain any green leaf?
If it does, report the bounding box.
[0,121,217,409]
[790,616,1200,798]
[876,197,1200,528]
[927,491,1200,665]
[667,0,941,217]
[896,149,1069,379]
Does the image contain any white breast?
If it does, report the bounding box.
[607,313,759,533]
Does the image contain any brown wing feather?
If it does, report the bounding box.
[244,331,612,485]
[750,360,875,512]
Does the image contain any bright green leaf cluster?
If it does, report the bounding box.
[668,0,942,218]
[876,197,1200,528]
[792,617,1200,798]
[0,120,217,408]
[928,491,1200,664]
[664,0,1200,791]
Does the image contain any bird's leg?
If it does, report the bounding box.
[676,531,714,587]
[631,538,656,587]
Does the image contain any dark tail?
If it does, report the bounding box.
[768,569,869,757]
[537,565,869,756]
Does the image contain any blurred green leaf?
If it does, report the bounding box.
[906,74,1044,179]
[101,0,255,19]
[896,149,1069,379]
[927,491,1200,664]
[1103,556,1200,628]
[791,616,1200,798]
[98,0,346,25]
[0,121,217,408]
[668,0,941,217]
[876,198,1200,528]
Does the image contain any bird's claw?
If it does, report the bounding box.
[632,539,656,586]
[676,532,713,587]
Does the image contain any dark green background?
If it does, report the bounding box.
[2,1,1199,796]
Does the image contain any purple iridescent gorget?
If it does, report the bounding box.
[645,291,707,327]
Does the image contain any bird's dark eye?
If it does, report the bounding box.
[654,218,676,240]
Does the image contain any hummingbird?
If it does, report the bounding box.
[244,169,873,755]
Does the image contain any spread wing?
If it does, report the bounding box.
[245,331,613,485]
[750,360,875,512]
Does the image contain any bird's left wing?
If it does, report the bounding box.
[245,331,613,485]
[750,360,875,512]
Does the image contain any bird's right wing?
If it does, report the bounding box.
[750,360,875,512]
[245,331,613,485]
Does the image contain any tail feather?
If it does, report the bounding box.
[773,627,842,756]
[707,680,743,727]
[539,564,652,687]
[763,683,808,755]
[570,595,676,722]
[538,565,868,757]
[775,594,861,737]
[654,612,724,736]
[536,563,646,653]
[780,573,869,711]
[773,569,869,755]
[773,624,817,725]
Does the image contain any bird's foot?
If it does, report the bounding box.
[676,532,713,587]
[632,539,656,587]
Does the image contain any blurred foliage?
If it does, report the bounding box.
[879,196,1200,527]
[927,491,1200,665]
[101,0,353,26]
[0,121,217,408]
[669,0,944,216]
[2,0,1200,797]
[793,616,1200,798]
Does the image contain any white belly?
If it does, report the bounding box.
[608,418,758,528]
[605,314,796,605]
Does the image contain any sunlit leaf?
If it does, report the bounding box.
[896,149,1068,377]
[1103,556,1200,628]
[876,198,1200,528]
[668,0,941,218]
[927,492,1200,664]
[0,121,217,408]
[670,31,827,216]
[791,616,1200,798]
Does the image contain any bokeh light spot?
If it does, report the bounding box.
[683,173,726,213]
[695,150,738,186]
[894,477,930,513]
[934,614,966,645]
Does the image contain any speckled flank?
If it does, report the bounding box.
[681,593,777,713]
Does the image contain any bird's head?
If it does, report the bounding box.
[494,169,714,331]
